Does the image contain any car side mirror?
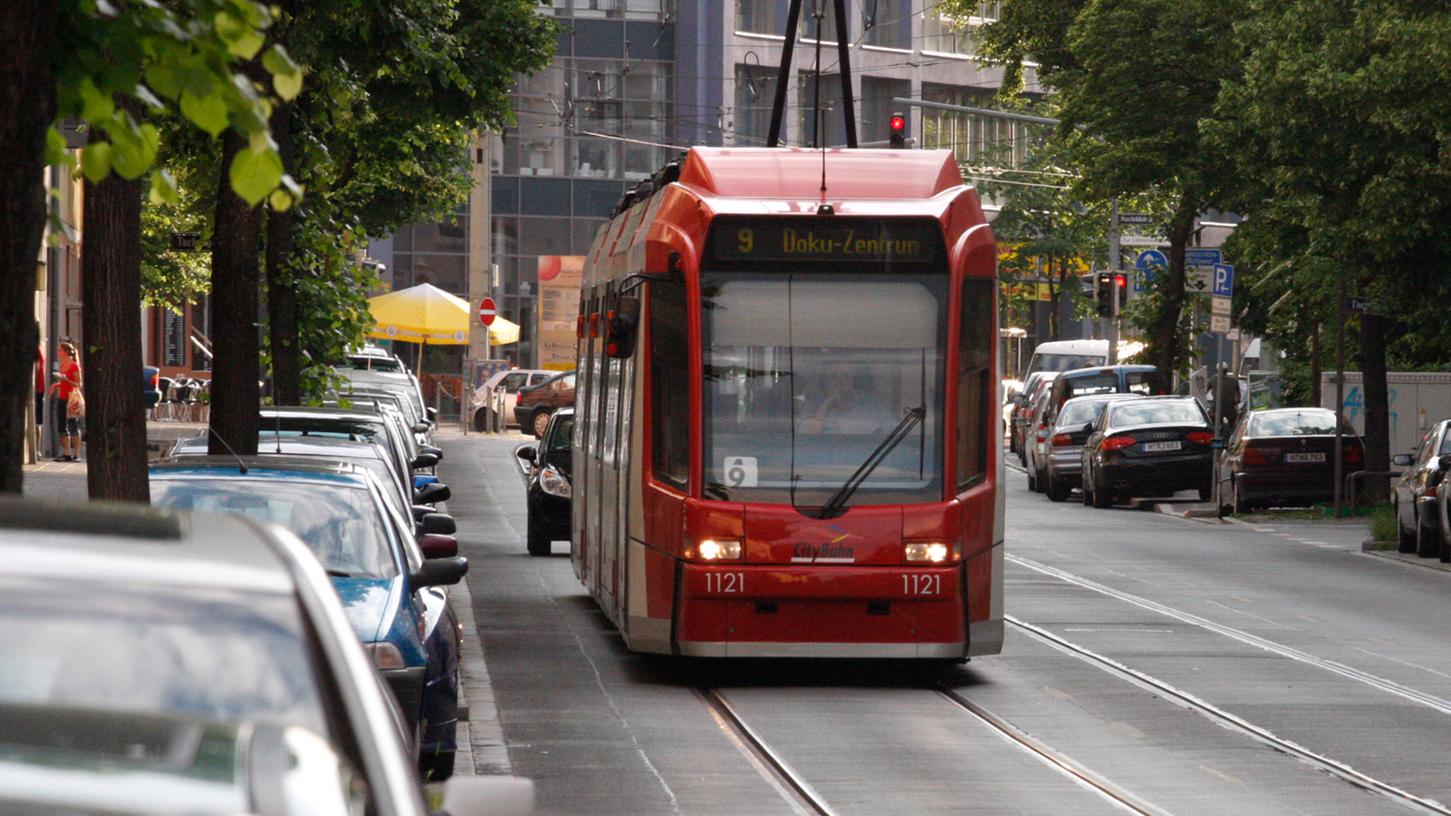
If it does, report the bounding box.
[413,421,431,434]
[415,482,451,504]
[1439,455,1451,470]
[517,447,537,463]
[419,513,456,536]
[1392,453,1413,467]
[417,533,458,559]
[413,556,467,588]
[605,295,640,359]
[411,505,434,523]
[412,452,439,469]
[421,444,444,462]
[426,407,438,423]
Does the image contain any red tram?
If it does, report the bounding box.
[571,147,1002,658]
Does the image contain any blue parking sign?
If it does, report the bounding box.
[1212,263,1234,297]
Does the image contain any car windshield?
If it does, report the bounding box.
[1250,411,1339,436]
[151,479,397,578]
[0,580,328,736]
[1058,399,1110,427]
[1033,353,1105,373]
[701,270,946,505]
[546,415,574,453]
[1063,372,1119,397]
[1110,401,1206,428]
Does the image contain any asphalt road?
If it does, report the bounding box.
[441,434,1451,816]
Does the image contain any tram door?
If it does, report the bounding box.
[597,286,628,621]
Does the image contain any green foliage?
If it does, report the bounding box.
[1368,503,1397,544]
[52,0,302,206]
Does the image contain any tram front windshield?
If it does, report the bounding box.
[702,271,947,507]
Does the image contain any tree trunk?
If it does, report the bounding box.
[208,130,263,456]
[81,108,149,502]
[0,2,57,493]
[1046,256,1060,341]
[1359,310,1390,502]
[1152,215,1194,378]
[266,103,299,405]
[1308,317,1321,406]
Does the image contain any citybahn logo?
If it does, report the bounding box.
[790,526,857,563]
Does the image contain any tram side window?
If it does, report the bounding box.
[650,281,689,488]
[957,278,993,489]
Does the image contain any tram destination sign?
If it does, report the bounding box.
[709,218,942,263]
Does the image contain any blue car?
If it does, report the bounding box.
[148,457,467,780]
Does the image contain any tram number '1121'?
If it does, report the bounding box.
[705,572,745,594]
[902,574,941,596]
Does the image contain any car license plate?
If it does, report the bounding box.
[1286,452,1326,463]
[1143,441,1182,452]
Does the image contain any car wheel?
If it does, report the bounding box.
[472,409,490,432]
[527,512,551,556]
[1091,470,1112,509]
[531,410,552,438]
[1035,465,1049,494]
[1441,523,1451,563]
[1396,501,1417,553]
[1046,477,1067,502]
[1198,486,1213,502]
[1026,465,1037,492]
[1416,516,1438,558]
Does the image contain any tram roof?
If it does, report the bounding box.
[677,147,967,203]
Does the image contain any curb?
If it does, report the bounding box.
[1360,546,1451,573]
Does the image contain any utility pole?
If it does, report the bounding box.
[1333,274,1347,517]
[1107,197,1120,364]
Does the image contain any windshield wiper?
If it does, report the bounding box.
[325,568,361,579]
[814,407,925,519]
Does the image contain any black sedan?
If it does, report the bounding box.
[1082,396,1214,508]
[517,407,573,556]
[1393,419,1451,557]
[1216,407,1363,515]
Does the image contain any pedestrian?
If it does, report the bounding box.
[34,345,45,457]
[48,341,83,462]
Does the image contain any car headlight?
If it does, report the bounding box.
[692,538,742,561]
[904,541,959,564]
[365,642,406,670]
[539,465,572,498]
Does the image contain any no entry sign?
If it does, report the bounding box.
[478,297,497,327]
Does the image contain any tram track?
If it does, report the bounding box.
[1006,614,1451,816]
[696,686,840,816]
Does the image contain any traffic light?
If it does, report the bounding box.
[1095,272,1113,317]
[889,112,906,149]
[1113,273,1127,317]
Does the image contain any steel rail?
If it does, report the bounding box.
[695,687,839,816]
[933,686,1165,816]
[1008,615,1451,816]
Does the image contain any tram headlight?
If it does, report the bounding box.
[695,538,742,561]
[904,541,958,564]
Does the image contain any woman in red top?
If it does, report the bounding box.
[48,342,83,462]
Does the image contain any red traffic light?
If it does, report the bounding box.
[1114,274,1127,289]
[889,114,906,132]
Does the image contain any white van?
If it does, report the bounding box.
[1026,339,1145,375]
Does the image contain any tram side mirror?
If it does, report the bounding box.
[606,296,640,359]
[1392,454,1413,467]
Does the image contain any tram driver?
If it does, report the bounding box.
[798,360,898,436]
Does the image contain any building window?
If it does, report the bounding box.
[922,12,979,56]
[798,71,844,148]
[860,76,910,144]
[862,0,910,49]
[798,0,842,43]
[956,277,993,489]
[737,0,779,34]
[624,0,671,20]
[573,0,620,19]
[733,64,778,146]
[920,83,1032,167]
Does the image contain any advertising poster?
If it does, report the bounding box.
[537,255,584,371]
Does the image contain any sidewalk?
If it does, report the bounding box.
[24,420,207,502]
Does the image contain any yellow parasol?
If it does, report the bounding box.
[367,283,471,345]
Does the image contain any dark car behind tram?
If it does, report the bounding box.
[1082,396,1215,508]
[517,407,573,556]
[1216,407,1363,516]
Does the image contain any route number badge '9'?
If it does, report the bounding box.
[724,456,758,488]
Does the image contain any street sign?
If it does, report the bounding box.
[1188,267,1213,294]
[1347,297,1369,313]
[1185,248,1222,267]
[1212,296,1231,316]
[478,296,497,327]
[1212,263,1234,297]
[1135,249,1168,272]
[1119,213,1153,225]
[1210,315,1231,334]
[170,232,202,251]
[1120,235,1168,246]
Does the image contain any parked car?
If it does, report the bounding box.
[1431,454,1451,563]
[0,496,487,815]
[348,343,407,372]
[472,369,556,431]
[1215,407,1363,516]
[1392,419,1451,557]
[1011,371,1058,463]
[515,370,576,438]
[517,407,574,556]
[1044,365,1167,417]
[1041,393,1144,501]
[1023,383,1058,492]
[1081,396,1215,507]
[149,458,467,780]
[143,365,161,408]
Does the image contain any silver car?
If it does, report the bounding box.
[1042,393,1144,502]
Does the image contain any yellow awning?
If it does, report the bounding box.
[486,316,520,346]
